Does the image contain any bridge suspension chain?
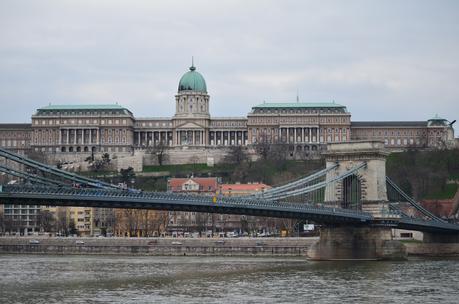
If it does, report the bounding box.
[0,164,68,187]
[263,162,367,201]
[250,163,339,198]
[386,176,446,223]
[0,147,120,189]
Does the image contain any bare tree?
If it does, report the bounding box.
[56,207,69,236]
[152,211,170,236]
[37,210,56,233]
[0,209,4,235]
[254,133,271,160]
[224,146,248,165]
[87,153,111,172]
[120,167,135,186]
[147,142,169,166]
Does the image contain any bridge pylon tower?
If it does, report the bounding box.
[310,140,405,260]
[323,140,392,219]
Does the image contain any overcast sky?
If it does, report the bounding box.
[1,0,458,133]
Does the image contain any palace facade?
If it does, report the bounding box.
[0,64,456,160]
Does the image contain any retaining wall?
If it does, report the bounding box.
[0,237,317,257]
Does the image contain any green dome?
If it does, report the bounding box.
[178,65,207,93]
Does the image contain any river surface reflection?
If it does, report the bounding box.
[0,255,458,303]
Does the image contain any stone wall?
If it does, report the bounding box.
[404,242,459,256]
[0,237,316,257]
[115,151,143,172]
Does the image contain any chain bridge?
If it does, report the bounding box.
[0,141,458,259]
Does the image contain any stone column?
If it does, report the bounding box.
[309,128,312,143]
[74,129,77,144]
[137,132,141,146]
[294,128,297,144]
[89,129,92,144]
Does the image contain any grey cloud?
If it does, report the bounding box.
[0,0,458,133]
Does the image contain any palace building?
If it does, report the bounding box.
[0,63,456,235]
[0,63,456,164]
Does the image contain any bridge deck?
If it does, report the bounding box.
[0,185,372,225]
[1,185,459,233]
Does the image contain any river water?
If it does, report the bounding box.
[0,255,458,304]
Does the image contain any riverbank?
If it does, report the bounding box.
[0,237,317,257]
[1,237,459,257]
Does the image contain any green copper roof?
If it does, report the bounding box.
[178,65,207,93]
[253,102,346,109]
[38,104,127,110]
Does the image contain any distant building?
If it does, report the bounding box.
[351,115,456,150]
[67,207,93,236]
[167,177,219,193]
[0,63,454,166]
[1,204,40,235]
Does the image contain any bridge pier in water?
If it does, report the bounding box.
[308,226,406,260]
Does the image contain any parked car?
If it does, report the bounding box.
[227,232,239,238]
[29,239,40,244]
[75,240,85,245]
[171,241,182,245]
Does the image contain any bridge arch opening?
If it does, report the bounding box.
[342,174,361,209]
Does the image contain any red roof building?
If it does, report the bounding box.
[220,183,271,196]
[168,177,218,193]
